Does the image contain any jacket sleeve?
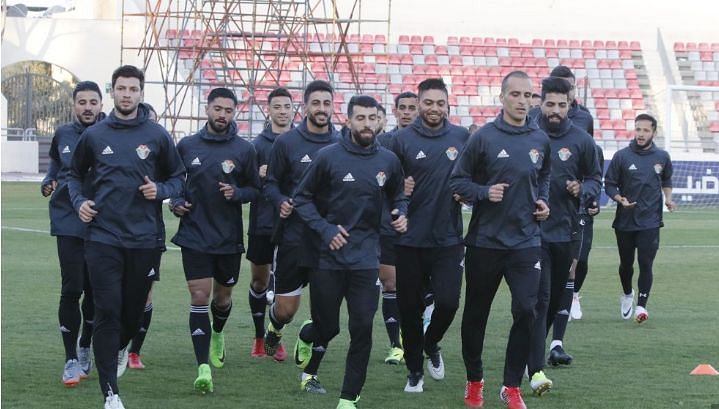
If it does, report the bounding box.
[449,135,490,202]
[231,145,261,203]
[579,138,602,200]
[155,132,186,201]
[292,156,338,245]
[385,155,408,216]
[537,140,552,203]
[67,131,94,211]
[661,153,673,188]
[264,138,291,208]
[42,131,60,187]
[604,151,622,199]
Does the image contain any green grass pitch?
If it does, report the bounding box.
[2,181,718,408]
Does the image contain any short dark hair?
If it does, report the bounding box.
[417,78,448,98]
[501,71,531,93]
[394,91,418,108]
[268,87,292,105]
[549,65,576,80]
[635,113,657,131]
[347,95,379,117]
[540,77,572,101]
[377,104,386,115]
[208,87,238,105]
[111,65,145,90]
[73,81,102,101]
[303,80,334,103]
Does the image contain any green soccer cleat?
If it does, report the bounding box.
[336,396,360,408]
[384,346,404,365]
[294,320,313,369]
[209,328,226,368]
[194,364,214,394]
[264,323,283,357]
[530,370,553,396]
[300,375,327,394]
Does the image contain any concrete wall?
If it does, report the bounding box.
[1,141,39,173]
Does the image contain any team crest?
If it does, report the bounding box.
[376,171,387,187]
[558,148,572,161]
[221,160,235,174]
[446,146,458,161]
[529,148,540,164]
[653,163,663,174]
[136,144,150,160]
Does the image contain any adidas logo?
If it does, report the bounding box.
[629,164,637,170]
[62,145,71,154]
[139,327,147,333]
[534,261,541,270]
[342,173,355,182]
[252,312,264,317]
[415,150,426,159]
[497,149,509,158]
[191,328,206,336]
[226,277,235,284]
[557,309,570,316]
[313,346,327,352]
[300,154,312,163]
[191,157,201,166]
[102,146,114,155]
[59,325,70,333]
[385,317,398,324]
[147,268,156,277]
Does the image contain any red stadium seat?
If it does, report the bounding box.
[375,34,386,43]
[581,40,593,49]
[630,41,641,50]
[508,38,520,47]
[165,29,178,40]
[592,88,606,98]
[710,122,719,133]
[450,56,463,66]
[448,36,459,46]
[483,37,495,46]
[496,38,507,46]
[398,35,410,44]
[606,40,617,49]
[622,109,635,119]
[409,45,423,55]
[425,55,439,65]
[460,36,472,45]
[685,42,697,50]
[569,39,580,49]
[631,99,645,110]
[423,36,435,44]
[460,46,475,56]
[435,45,448,55]
[597,109,610,119]
[544,39,556,48]
[410,35,422,45]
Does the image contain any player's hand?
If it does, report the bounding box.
[390,210,407,233]
[665,200,677,212]
[404,176,415,196]
[618,196,636,209]
[488,183,509,202]
[259,164,268,178]
[534,199,550,221]
[279,199,293,218]
[566,180,581,198]
[587,201,600,216]
[452,193,468,204]
[219,182,235,200]
[171,200,192,216]
[41,180,57,197]
[78,200,98,223]
[139,176,158,200]
[329,225,350,250]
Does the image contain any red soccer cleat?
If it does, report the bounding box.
[251,337,266,358]
[500,386,527,409]
[273,343,287,361]
[464,380,485,408]
[127,352,145,369]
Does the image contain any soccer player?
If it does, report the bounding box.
[42,81,104,387]
[376,91,418,365]
[247,87,293,360]
[530,93,542,109]
[526,77,602,394]
[450,71,551,409]
[293,95,408,408]
[67,65,185,409]
[390,78,469,392]
[604,113,675,323]
[529,65,594,135]
[262,81,339,391]
[170,87,260,393]
[376,103,388,135]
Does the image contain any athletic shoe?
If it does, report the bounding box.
[620,290,635,320]
[404,371,424,393]
[294,320,313,368]
[336,396,360,408]
[77,341,92,379]
[273,343,288,361]
[570,293,583,320]
[251,337,266,358]
[300,375,326,394]
[127,352,145,369]
[209,328,225,368]
[104,393,125,409]
[500,385,527,409]
[427,349,445,380]
[635,306,649,324]
[530,371,553,396]
[547,345,573,366]
[464,380,485,408]
[116,347,128,378]
[62,359,81,387]
[264,323,282,357]
[384,346,404,365]
[194,363,213,394]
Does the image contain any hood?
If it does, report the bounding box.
[629,139,657,155]
[409,116,451,138]
[258,121,294,143]
[199,120,238,142]
[339,129,380,156]
[492,111,539,135]
[73,111,107,133]
[297,119,337,144]
[107,103,150,129]
[539,113,572,138]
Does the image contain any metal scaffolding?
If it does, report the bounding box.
[121,0,392,138]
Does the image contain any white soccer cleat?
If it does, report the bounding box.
[404,372,424,393]
[117,347,129,378]
[104,393,125,409]
[570,293,583,320]
[620,290,634,320]
[635,306,649,324]
[426,350,445,380]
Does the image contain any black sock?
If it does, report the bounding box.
[211,300,232,333]
[78,292,94,348]
[129,303,153,354]
[552,280,574,342]
[59,294,81,361]
[299,321,316,343]
[249,287,267,338]
[637,289,651,308]
[382,291,401,348]
[268,304,286,332]
[303,343,327,375]
[190,305,211,365]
